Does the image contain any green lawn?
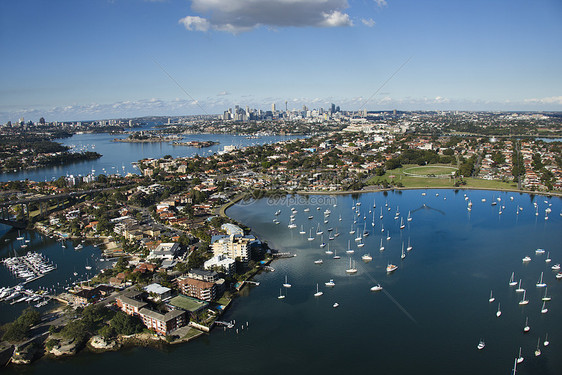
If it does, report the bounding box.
[403,165,458,176]
[366,165,518,190]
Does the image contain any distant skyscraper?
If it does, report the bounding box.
[331,103,336,113]
[272,103,276,113]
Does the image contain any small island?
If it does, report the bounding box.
[171,141,219,148]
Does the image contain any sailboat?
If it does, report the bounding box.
[496,302,502,317]
[379,238,385,251]
[519,290,529,305]
[319,235,326,248]
[509,272,517,286]
[534,337,541,357]
[85,259,92,270]
[277,289,286,299]
[545,251,551,263]
[542,287,551,301]
[544,333,549,346]
[346,240,354,254]
[299,225,306,235]
[307,229,315,241]
[283,275,291,288]
[523,317,530,332]
[407,210,412,222]
[386,231,391,241]
[515,280,524,293]
[314,259,323,265]
[540,301,548,314]
[400,243,406,260]
[517,347,524,364]
[333,249,341,259]
[400,217,405,230]
[488,290,495,303]
[536,272,546,287]
[406,237,413,251]
[357,239,365,248]
[314,284,323,297]
[325,243,333,255]
[380,207,383,220]
[349,224,355,235]
[345,258,357,274]
[316,224,323,236]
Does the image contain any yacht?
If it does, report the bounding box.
[477,340,485,350]
[299,225,306,235]
[488,290,495,303]
[552,263,561,271]
[307,229,315,241]
[399,218,405,230]
[540,301,548,314]
[314,259,323,265]
[316,224,323,236]
[346,240,354,255]
[544,333,549,347]
[386,263,398,273]
[557,272,562,279]
[349,224,356,235]
[496,302,502,317]
[379,238,385,252]
[333,249,341,259]
[534,338,541,357]
[407,211,412,222]
[332,303,339,308]
[319,235,326,248]
[370,284,383,292]
[535,248,545,255]
[277,289,285,299]
[325,279,335,287]
[400,243,406,260]
[362,253,372,262]
[545,252,551,262]
[325,243,334,255]
[406,238,412,252]
[283,275,292,288]
[522,256,531,263]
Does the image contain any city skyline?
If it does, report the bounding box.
[1,0,561,123]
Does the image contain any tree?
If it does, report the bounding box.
[110,312,144,335]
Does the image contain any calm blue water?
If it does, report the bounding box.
[1,189,560,374]
[0,132,303,182]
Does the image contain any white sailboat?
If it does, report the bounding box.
[540,301,548,314]
[345,258,358,274]
[488,290,495,303]
[544,333,549,346]
[380,207,383,220]
[386,231,391,241]
[346,240,354,254]
[283,275,291,288]
[517,347,524,364]
[357,239,365,248]
[314,284,323,297]
[536,272,546,287]
[299,225,306,235]
[523,317,530,332]
[277,289,286,299]
[545,251,551,263]
[542,287,551,301]
[325,243,333,255]
[379,238,385,251]
[519,290,529,305]
[400,243,406,260]
[319,235,326,248]
[333,249,341,259]
[407,210,412,222]
[349,224,355,235]
[406,237,412,251]
[399,217,405,230]
[515,280,524,293]
[307,228,315,241]
[534,337,541,357]
[316,223,323,236]
[496,302,502,317]
[509,272,517,286]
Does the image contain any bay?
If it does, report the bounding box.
[0,131,303,182]
[1,189,561,374]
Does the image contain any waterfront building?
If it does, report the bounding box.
[211,234,256,263]
[187,269,219,283]
[204,254,236,276]
[221,223,244,236]
[147,242,180,260]
[144,283,172,301]
[178,277,217,302]
[138,308,186,335]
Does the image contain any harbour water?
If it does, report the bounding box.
[0,131,303,182]
[1,189,561,374]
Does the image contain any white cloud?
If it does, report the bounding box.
[374,0,387,7]
[524,96,562,105]
[180,0,353,33]
[361,18,376,27]
[178,16,211,32]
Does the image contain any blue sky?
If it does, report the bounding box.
[1,0,561,122]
